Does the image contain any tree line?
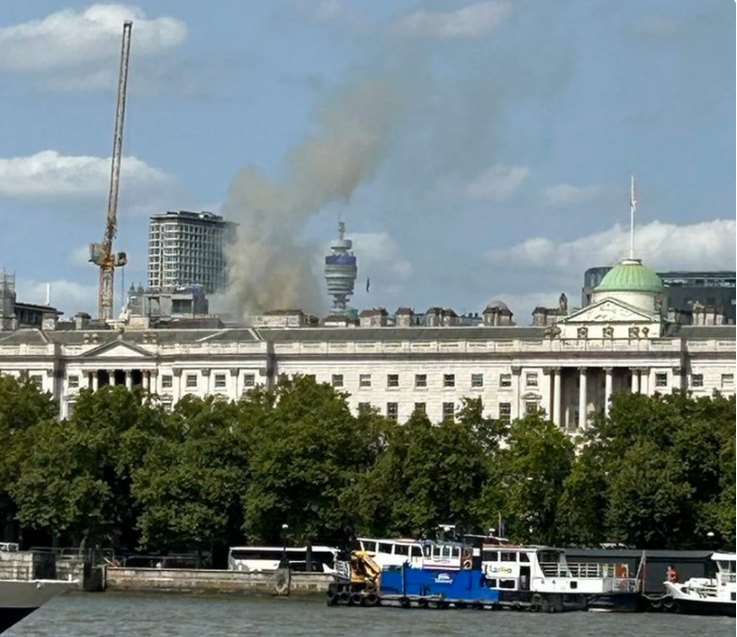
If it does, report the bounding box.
[0,373,733,560]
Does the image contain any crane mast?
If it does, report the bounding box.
[90,20,133,321]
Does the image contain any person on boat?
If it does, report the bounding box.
[666,565,678,583]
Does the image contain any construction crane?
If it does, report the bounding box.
[89,20,133,321]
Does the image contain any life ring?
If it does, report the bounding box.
[462,559,473,570]
[350,592,364,606]
[364,592,379,607]
[338,590,351,605]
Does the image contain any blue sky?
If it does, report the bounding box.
[0,0,734,321]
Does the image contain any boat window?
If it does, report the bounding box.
[499,579,516,589]
[442,545,451,558]
[519,553,530,563]
[452,547,460,559]
[487,578,498,588]
[411,546,423,559]
[378,543,393,554]
[482,551,498,562]
[500,552,517,562]
[394,544,409,556]
[423,545,431,558]
[718,561,735,573]
[362,541,376,553]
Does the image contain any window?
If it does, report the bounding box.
[30,375,43,389]
[442,402,455,420]
[500,374,512,388]
[185,374,198,388]
[214,374,227,389]
[332,374,344,388]
[387,374,399,388]
[525,401,538,415]
[359,374,372,388]
[68,375,79,388]
[519,553,530,563]
[394,544,409,556]
[386,402,398,420]
[162,375,173,389]
[691,374,704,388]
[243,374,256,387]
[415,374,427,388]
[471,373,484,388]
[525,372,538,388]
[499,402,511,422]
[378,543,393,554]
[411,546,422,559]
[500,552,517,562]
[414,402,426,415]
[482,551,498,562]
[655,373,668,388]
[443,374,455,388]
[722,374,734,388]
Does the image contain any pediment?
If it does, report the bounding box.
[80,340,152,359]
[562,299,656,325]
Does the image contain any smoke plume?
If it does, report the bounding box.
[221,77,403,319]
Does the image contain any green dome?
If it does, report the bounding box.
[596,258,663,292]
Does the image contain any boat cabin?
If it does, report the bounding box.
[356,538,424,569]
[481,544,640,595]
[711,552,736,600]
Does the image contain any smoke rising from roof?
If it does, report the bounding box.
[221,77,403,318]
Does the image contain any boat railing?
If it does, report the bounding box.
[0,561,35,581]
[539,561,629,579]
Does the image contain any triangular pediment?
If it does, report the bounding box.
[80,339,152,359]
[562,298,657,324]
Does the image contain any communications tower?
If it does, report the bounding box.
[324,221,357,314]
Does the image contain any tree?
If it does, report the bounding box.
[11,386,167,548]
[133,395,248,552]
[494,414,574,545]
[241,375,379,545]
[0,374,58,541]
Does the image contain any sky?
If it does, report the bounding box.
[0,0,734,322]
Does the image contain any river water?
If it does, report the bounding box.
[8,592,735,636]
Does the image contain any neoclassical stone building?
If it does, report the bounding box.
[0,258,734,428]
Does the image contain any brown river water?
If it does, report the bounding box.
[7,592,735,636]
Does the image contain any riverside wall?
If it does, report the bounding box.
[104,567,333,596]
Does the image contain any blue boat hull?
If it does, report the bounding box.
[380,566,500,602]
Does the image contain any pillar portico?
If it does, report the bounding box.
[578,367,588,429]
[108,370,115,386]
[511,366,522,420]
[552,367,562,427]
[604,367,613,418]
[92,372,99,391]
[230,368,239,399]
[672,367,682,390]
[125,370,133,390]
[172,369,182,403]
[630,368,640,393]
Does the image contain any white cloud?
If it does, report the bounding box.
[394,1,512,39]
[466,163,530,201]
[0,4,186,91]
[16,279,98,316]
[0,150,177,203]
[68,246,92,268]
[543,183,603,206]
[485,219,736,278]
[351,232,413,280]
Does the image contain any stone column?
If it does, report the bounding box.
[87,372,93,389]
[543,368,553,420]
[552,367,562,427]
[604,367,613,418]
[578,367,588,429]
[230,368,239,400]
[125,370,133,390]
[511,366,522,420]
[172,369,182,403]
[640,368,650,395]
[92,372,99,392]
[108,370,116,386]
[149,370,158,394]
[630,368,640,393]
[671,366,682,390]
[202,368,211,395]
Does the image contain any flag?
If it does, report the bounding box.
[366,277,370,293]
[630,175,637,211]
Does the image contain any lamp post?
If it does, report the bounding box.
[280,523,289,569]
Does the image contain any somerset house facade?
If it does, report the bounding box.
[0,257,734,429]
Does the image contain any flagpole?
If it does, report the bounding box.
[630,175,636,259]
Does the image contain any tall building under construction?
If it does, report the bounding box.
[147,211,237,294]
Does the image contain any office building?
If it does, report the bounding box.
[147,211,237,294]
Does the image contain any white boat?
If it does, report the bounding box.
[481,540,643,612]
[356,538,425,570]
[663,551,736,617]
[1,543,77,634]
[227,545,339,573]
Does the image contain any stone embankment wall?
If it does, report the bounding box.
[105,567,333,596]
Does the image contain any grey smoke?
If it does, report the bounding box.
[221,77,403,318]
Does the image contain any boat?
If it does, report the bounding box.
[480,538,643,612]
[662,551,736,616]
[0,543,77,634]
